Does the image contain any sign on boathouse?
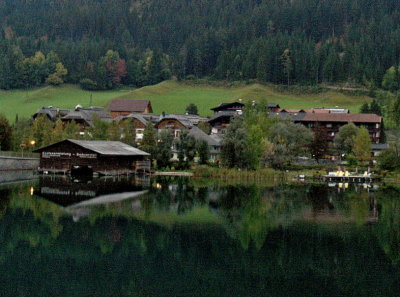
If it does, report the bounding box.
[33,139,150,175]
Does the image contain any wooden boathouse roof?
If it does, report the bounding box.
[33,139,150,156]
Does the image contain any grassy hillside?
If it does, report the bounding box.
[0,84,132,122]
[0,81,372,122]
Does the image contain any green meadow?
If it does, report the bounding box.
[0,80,372,122]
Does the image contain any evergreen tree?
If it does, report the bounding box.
[197,139,209,165]
[0,114,12,151]
[309,125,330,163]
[370,99,382,116]
[185,104,198,115]
[360,102,370,114]
[220,116,249,168]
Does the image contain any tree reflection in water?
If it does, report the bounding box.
[0,179,399,296]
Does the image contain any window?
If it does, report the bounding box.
[326,123,332,128]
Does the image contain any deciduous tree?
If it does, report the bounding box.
[352,126,371,162]
[334,123,359,156]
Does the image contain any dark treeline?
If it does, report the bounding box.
[1,0,400,89]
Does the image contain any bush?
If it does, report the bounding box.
[378,148,400,171]
[79,78,99,90]
[46,73,63,86]
[346,154,359,167]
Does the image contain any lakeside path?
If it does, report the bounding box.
[153,172,194,177]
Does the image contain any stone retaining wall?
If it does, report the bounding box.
[0,156,39,171]
[0,170,37,184]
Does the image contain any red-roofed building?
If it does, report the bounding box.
[108,99,153,118]
[297,113,383,143]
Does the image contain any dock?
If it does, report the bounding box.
[323,171,375,183]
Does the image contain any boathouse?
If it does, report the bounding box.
[33,139,150,175]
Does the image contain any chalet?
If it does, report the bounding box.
[155,114,208,138]
[211,101,245,113]
[298,113,382,143]
[61,106,112,128]
[33,139,150,176]
[267,103,281,112]
[116,113,160,142]
[33,105,113,129]
[270,112,383,143]
[108,99,153,118]
[208,101,284,134]
[171,127,222,162]
[33,106,71,121]
[188,127,221,162]
[208,112,236,134]
[209,101,245,134]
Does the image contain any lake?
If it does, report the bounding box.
[0,176,399,297]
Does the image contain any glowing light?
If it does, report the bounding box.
[30,140,36,146]
[156,183,162,189]
[30,187,34,196]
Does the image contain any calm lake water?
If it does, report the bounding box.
[0,176,400,297]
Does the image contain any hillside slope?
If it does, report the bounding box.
[0,81,372,121]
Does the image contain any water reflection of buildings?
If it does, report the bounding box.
[327,182,379,192]
[34,176,150,221]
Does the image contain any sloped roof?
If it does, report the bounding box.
[188,127,221,146]
[61,107,112,126]
[269,112,306,122]
[300,113,382,123]
[306,109,331,114]
[34,139,150,156]
[268,103,280,108]
[33,107,70,120]
[116,113,149,126]
[156,114,208,128]
[211,102,245,111]
[108,99,151,112]
[279,109,306,113]
[208,111,238,123]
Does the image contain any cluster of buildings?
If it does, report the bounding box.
[34,99,221,162]
[32,98,385,175]
[208,101,383,143]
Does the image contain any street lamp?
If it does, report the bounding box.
[20,143,26,157]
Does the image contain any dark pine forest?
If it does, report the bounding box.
[1,0,400,90]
